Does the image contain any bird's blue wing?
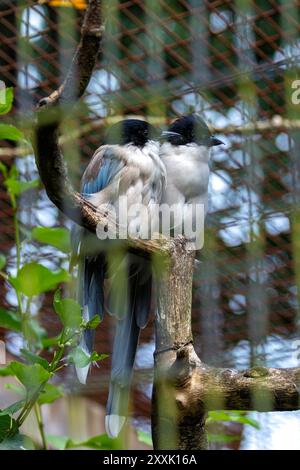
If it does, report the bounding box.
[81,147,124,197]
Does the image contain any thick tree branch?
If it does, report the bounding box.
[172,356,300,412]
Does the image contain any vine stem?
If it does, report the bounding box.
[15,332,67,431]
[34,404,47,450]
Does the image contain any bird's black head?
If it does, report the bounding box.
[105,119,157,147]
[162,114,223,147]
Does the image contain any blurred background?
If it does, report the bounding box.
[0,0,300,450]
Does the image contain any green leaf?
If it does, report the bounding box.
[0,162,8,178]
[68,348,108,368]
[0,88,13,115]
[0,364,14,377]
[54,291,82,329]
[32,227,71,253]
[92,352,109,362]
[68,348,91,368]
[0,400,25,416]
[137,430,152,447]
[0,433,35,450]
[208,433,241,443]
[66,434,119,450]
[20,349,49,370]
[10,362,50,394]
[38,383,63,405]
[42,335,61,349]
[46,434,69,450]
[0,124,24,141]
[10,263,70,297]
[22,319,47,351]
[86,315,101,329]
[207,411,260,430]
[0,254,6,270]
[0,415,13,441]
[5,178,39,196]
[0,309,21,332]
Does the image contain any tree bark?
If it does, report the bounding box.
[151,242,209,450]
[32,0,300,452]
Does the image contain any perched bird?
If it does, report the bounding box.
[72,119,166,438]
[160,114,223,248]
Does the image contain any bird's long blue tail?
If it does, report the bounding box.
[72,226,105,384]
[105,256,152,438]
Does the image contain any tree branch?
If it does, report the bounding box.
[174,358,300,412]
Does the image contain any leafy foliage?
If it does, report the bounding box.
[0,309,22,332]
[0,415,14,441]
[0,87,13,115]
[0,254,6,270]
[0,92,107,448]
[46,433,120,450]
[10,362,51,395]
[4,178,39,196]
[0,123,24,141]
[68,348,108,368]
[0,433,35,450]
[53,291,81,329]
[137,430,152,447]
[207,410,260,430]
[32,227,71,253]
[10,263,70,297]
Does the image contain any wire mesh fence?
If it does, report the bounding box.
[1,0,300,449]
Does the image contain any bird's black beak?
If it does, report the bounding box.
[210,136,224,146]
[160,130,181,141]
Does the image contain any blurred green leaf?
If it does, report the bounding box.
[0,309,21,332]
[0,88,13,115]
[207,411,260,430]
[66,434,119,450]
[10,263,70,297]
[10,362,50,394]
[42,335,61,349]
[68,348,91,368]
[0,124,24,141]
[208,433,241,443]
[68,348,108,368]
[5,178,39,196]
[46,434,69,450]
[53,291,82,329]
[0,415,13,441]
[0,365,14,377]
[137,430,152,447]
[0,400,25,417]
[0,162,8,178]
[93,353,109,362]
[20,349,49,370]
[0,254,6,270]
[46,433,119,450]
[0,433,35,450]
[86,315,101,329]
[38,383,63,405]
[32,227,71,253]
[23,319,47,350]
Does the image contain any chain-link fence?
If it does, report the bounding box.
[1,0,300,449]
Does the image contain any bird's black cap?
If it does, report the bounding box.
[162,114,223,147]
[105,119,158,147]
